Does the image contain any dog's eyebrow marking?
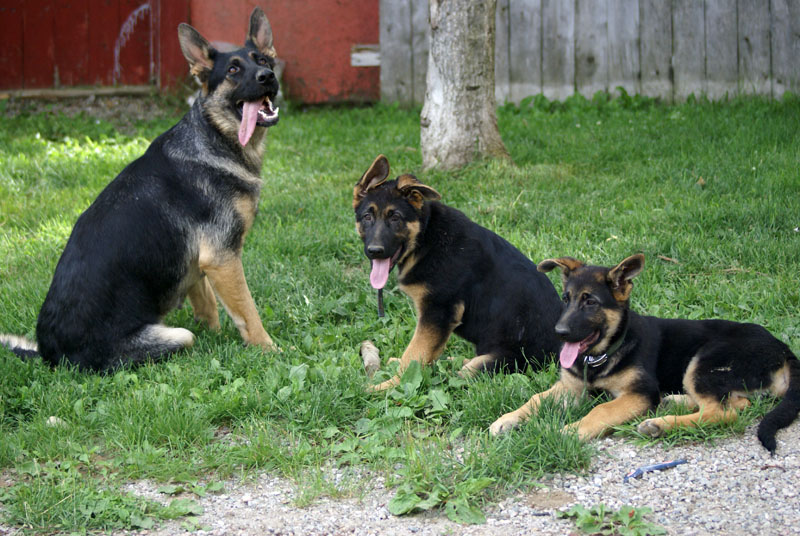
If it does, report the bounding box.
[382,205,398,218]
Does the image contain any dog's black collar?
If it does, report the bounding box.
[583,322,629,368]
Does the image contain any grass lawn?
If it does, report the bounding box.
[1,93,799,532]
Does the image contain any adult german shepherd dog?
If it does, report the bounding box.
[0,8,280,371]
[490,254,800,453]
[353,155,562,391]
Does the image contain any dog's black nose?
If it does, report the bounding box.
[256,69,276,84]
[554,323,570,338]
[367,245,385,258]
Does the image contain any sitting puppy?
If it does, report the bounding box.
[0,8,280,371]
[353,155,563,391]
[490,254,800,453]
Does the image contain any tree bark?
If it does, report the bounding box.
[420,0,509,170]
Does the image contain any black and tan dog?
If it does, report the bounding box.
[353,155,562,391]
[490,254,800,453]
[0,8,280,371]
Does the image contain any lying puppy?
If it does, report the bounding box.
[0,8,280,371]
[353,155,562,391]
[490,254,800,453]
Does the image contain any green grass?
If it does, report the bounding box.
[1,93,799,531]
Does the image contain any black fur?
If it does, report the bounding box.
[1,8,280,371]
[353,156,562,388]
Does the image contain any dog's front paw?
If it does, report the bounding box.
[637,418,664,438]
[490,413,522,436]
[367,376,400,393]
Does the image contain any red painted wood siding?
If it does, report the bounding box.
[0,1,379,103]
[189,0,380,103]
[0,0,187,90]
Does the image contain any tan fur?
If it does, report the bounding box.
[369,321,450,392]
[770,361,792,397]
[198,241,275,351]
[187,276,220,330]
[459,352,493,377]
[637,356,753,437]
[396,220,422,276]
[234,196,258,237]
[569,392,652,439]
[490,380,576,435]
[592,308,623,355]
[593,365,641,398]
[353,155,390,208]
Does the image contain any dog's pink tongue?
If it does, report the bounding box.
[370,258,391,289]
[238,101,261,146]
[560,342,581,369]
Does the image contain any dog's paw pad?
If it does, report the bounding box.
[637,419,664,438]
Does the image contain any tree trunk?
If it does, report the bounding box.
[420,0,509,170]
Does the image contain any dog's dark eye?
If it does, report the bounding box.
[390,213,402,223]
[362,213,373,223]
[227,65,239,74]
[257,57,268,66]
[584,297,598,307]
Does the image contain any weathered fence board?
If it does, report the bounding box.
[379,0,414,104]
[508,0,543,102]
[575,0,608,98]
[672,0,706,100]
[771,0,800,96]
[639,0,672,99]
[608,0,640,96]
[738,0,772,95]
[541,0,575,100]
[705,0,738,100]
[495,0,511,102]
[380,0,800,104]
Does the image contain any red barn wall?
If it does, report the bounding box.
[0,1,379,104]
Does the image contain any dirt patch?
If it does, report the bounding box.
[526,489,576,510]
[2,95,187,134]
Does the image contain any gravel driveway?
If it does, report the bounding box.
[104,421,799,536]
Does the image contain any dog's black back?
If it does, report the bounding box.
[409,200,562,369]
[354,156,562,374]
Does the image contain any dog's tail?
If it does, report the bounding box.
[757,357,800,453]
[0,334,39,359]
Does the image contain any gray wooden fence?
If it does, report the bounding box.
[380,0,800,104]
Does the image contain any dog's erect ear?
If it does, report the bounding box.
[607,254,645,301]
[353,155,391,209]
[538,257,584,286]
[397,174,441,210]
[247,7,276,58]
[178,24,216,82]
[538,257,584,275]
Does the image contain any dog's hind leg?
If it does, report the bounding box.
[188,276,220,330]
[458,353,497,378]
[637,395,749,437]
[109,324,195,370]
[661,393,698,409]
